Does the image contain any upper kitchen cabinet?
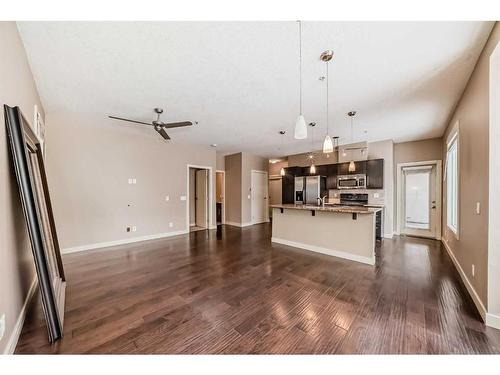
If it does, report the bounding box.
[366,159,384,189]
[326,164,338,189]
[338,160,367,175]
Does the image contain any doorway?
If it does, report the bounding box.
[216,170,225,225]
[397,161,442,239]
[188,166,211,232]
[251,170,269,224]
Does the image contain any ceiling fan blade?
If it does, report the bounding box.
[156,127,171,140]
[108,116,153,126]
[162,121,193,129]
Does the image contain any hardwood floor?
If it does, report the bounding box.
[15,224,500,354]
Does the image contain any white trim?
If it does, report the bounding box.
[4,277,38,354]
[62,230,189,254]
[441,238,486,321]
[250,169,269,225]
[271,237,375,266]
[186,164,213,231]
[216,170,225,224]
[224,221,253,228]
[396,160,442,240]
[383,233,394,239]
[445,126,460,240]
[486,313,500,330]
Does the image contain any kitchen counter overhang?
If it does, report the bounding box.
[270,204,379,265]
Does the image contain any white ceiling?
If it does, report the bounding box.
[17,21,493,157]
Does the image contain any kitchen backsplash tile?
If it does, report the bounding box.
[329,189,385,206]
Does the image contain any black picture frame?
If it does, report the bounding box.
[4,104,65,342]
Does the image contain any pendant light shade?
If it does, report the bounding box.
[295,115,307,139]
[323,134,334,153]
[280,167,285,176]
[310,163,316,174]
[348,160,356,172]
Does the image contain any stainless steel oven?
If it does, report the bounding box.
[337,174,366,189]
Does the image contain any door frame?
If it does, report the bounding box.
[186,164,213,231]
[216,170,225,224]
[251,169,269,225]
[396,160,442,240]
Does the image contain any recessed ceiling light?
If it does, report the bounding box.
[211,144,217,147]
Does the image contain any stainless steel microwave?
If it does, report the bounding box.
[337,174,366,189]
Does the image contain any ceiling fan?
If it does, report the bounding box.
[108,108,197,140]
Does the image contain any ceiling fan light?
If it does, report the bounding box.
[323,135,334,153]
[310,163,316,174]
[348,160,356,172]
[294,115,307,139]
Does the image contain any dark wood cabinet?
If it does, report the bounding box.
[282,158,384,203]
[338,160,367,175]
[366,159,384,189]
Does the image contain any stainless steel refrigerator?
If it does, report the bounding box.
[305,176,327,205]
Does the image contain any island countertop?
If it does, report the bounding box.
[270,204,382,215]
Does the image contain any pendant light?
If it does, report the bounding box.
[321,50,334,153]
[348,111,357,172]
[294,21,307,140]
[309,122,316,173]
[279,130,286,176]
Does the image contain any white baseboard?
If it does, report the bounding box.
[224,221,253,228]
[271,237,375,266]
[486,313,500,330]
[441,239,487,321]
[4,277,38,354]
[383,233,394,239]
[62,230,189,254]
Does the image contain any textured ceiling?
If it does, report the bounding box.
[17,21,494,157]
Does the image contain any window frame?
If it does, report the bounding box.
[446,130,459,239]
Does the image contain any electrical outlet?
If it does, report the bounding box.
[180,196,187,201]
[476,202,481,215]
[472,264,475,277]
[373,193,380,199]
[132,226,137,232]
[169,222,173,228]
[0,313,5,341]
[126,226,131,232]
[165,196,170,201]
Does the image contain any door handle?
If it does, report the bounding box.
[431,205,436,209]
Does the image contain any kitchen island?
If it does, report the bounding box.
[270,204,382,265]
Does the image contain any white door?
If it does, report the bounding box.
[251,171,268,224]
[401,165,438,238]
[195,169,208,228]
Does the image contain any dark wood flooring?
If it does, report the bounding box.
[15,223,500,354]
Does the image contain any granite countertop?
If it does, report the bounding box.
[270,204,382,215]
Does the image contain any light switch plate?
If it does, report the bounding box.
[132,179,137,184]
[247,194,251,199]
[373,193,380,199]
[180,196,187,201]
[169,222,173,228]
[472,264,475,277]
[476,202,481,214]
[165,196,170,201]
[132,226,137,232]
[128,178,133,184]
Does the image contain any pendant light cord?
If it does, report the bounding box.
[326,61,329,134]
[299,20,302,115]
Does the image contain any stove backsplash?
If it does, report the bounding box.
[329,188,385,206]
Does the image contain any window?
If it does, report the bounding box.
[446,133,459,236]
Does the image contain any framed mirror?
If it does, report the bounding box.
[4,104,65,343]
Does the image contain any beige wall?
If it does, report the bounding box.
[393,137,443,231]
[45,112,217,249]
[216,151,225,171]
[268,159,288,176]
[0,22,44,353]
[441,23,500,309]
[224,153,242,224]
